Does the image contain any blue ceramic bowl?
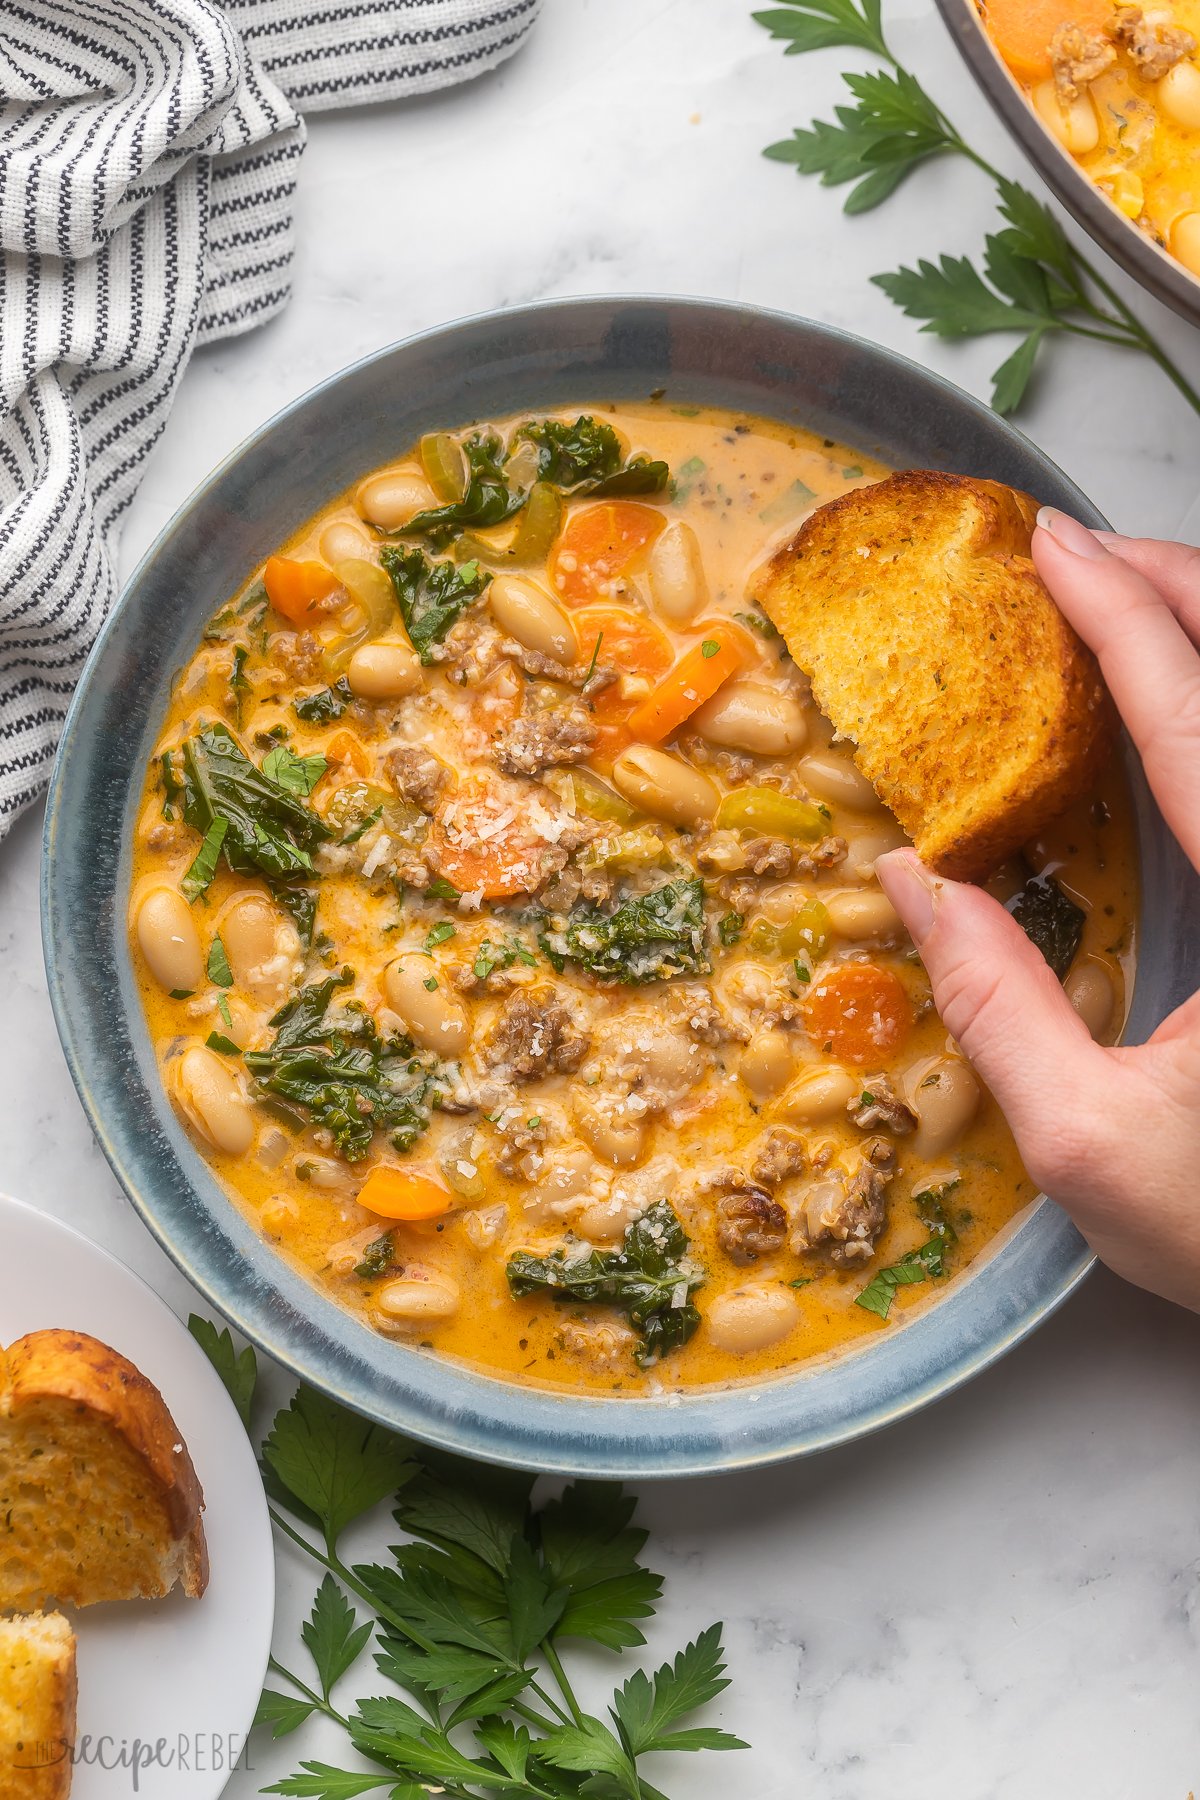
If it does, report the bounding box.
[42,297,1200,1477]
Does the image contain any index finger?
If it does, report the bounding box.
[1033,509,1200,876]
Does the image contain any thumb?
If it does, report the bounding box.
[875,850,1108,1150]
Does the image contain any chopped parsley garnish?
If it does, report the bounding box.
[471,936,538,982]
[294,677,353,723]
[379,544,491,663]
[854,1235,951,1320]
[205,1031,240,1057]
[423,920,457,952]
[507,1200,703,1365]
[244,970,441,1162]
[1008,874,1085,978]
[261,744,327,798]
[550,877,710,985]
[425,875,461,902]
[734,608,779,639]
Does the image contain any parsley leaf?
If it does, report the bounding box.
[507,1200,703,1365]
[262,1385,416,1552]
[187,1314,257,1428]
[258,1380,746,1800]
[303,1574,374,1701]
[379,544,491,663]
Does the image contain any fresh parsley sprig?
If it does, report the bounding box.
[188,1321,746,1800]
[755,0,1200,416]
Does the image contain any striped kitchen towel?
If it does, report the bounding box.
[0,0,539,832]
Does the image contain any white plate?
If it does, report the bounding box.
[0,1194,274,1798]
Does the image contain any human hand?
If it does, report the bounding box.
[877,511,1200,1311]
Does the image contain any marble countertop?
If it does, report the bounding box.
[3,0,1200,1794]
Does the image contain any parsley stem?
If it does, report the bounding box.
[528,1677,574,1727]
[268,1656,350,1730]
[540,1638,586,1728]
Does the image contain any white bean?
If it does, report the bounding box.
[706,1286,799,1354]
[692,680,808,757]
[136,887,204,994]
[739,1029,796,1100]
[221,894,299,1002]
[797,750,879,810]
[780,1064,859,1122]
[842,822,908,879]
[824,889,903,945]
[319,521,373,566]
[1064,961,1116,1041]
[347,641,422,700]
[574,1191,644,1244]
[612,746,718,826]
[903,1057,980,1159]
[1172,210,1200,279]
[174,1045,254,1155]
[1160,61,1200,129]
[375,1276,460,1324]
[357,470,437,530]
[647,522,708,621]
[524,1149,600,1220]
[573,1093,646,1167]
[383,954,470,1055]
[489,575,577,663]
[1032,79,1100,155]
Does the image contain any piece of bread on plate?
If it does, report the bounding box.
[0,1329,208,1612]
[0,1610,76,1798]
[751,470,1116,881]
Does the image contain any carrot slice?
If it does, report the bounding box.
[980,0,1113,84]
[263,556,340,626]
[626,620,751,744]
[804,964,913,1066]
[574,604,674,762]
[550,502,666,605]
[426,788,548,899]
[358,1167,453,1221]
[326,729,370,776]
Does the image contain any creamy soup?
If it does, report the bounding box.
[129,402,1138,1393]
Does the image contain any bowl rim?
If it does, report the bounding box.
[42,292,1177,1477]
[933,0,1200,327]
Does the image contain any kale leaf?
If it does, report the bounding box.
[178,722,330,900]
[550,877,710,984]
[379,545,491,664]
[516,415,671,496]
[507,1200,703,1364]
[396,430,526,546]
[294,677,353,723]
[354,1230,397,1280]
[244,970,441,1162]
[1009,874,1085,978]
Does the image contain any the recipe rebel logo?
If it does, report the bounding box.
[11,1730,253,1789]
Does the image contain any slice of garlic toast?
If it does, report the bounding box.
[752,470,1116,880]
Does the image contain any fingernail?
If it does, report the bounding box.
[876,849,941,946]
[1035,507,1109,560]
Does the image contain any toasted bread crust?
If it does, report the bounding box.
[0,1330,208,1609]
[0,1612,77,1800]
[753,470,1116,880]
